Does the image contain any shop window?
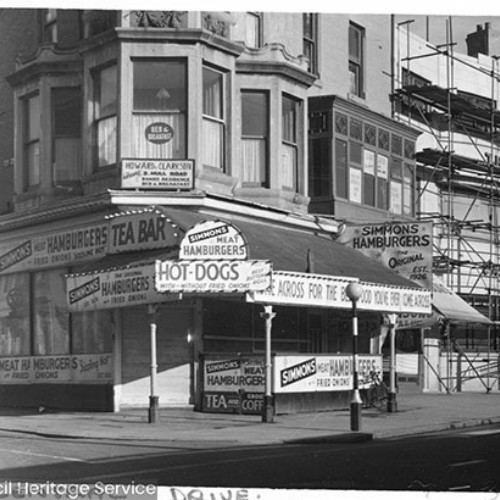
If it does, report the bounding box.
[282,94,300,191]
[390,158,403,215]
[364,123,376,146]
[72,310,114,354]
[52,87,82,183]
[202,67,225,170]
[348,22,365,98]
[44,9,57,44]
[0,273,30,356]
[309,137,331,197]
[93,64,117,168]
[33,269,69,355]
[377,154,389,210]
[23,94,41,189]
[403,163,414,216]
[245,12,263,48]
[362,149,375,206]
[303,13,318,74]
[132,59,186,159]
[335,138,348,199]
[241,90,268,186]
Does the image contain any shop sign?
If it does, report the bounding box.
[66,263,180,312]
[0,223,109,275]
[145,122,174,144]
[0,353,113,384]
[121,159,194,190]
[155,259,272,294]
[273,354,382,394]
[203,357,265,392]
[202,392,264,415]
[180,220,248,260]
[247,271,432,314]
[107,209,181,254]
[337,221,433,289]
[202,355,265,414]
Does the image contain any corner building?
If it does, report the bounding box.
[0,9,430,412]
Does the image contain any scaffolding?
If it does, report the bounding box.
[393,17,500,392]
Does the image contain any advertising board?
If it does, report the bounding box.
[155,259,272,294]
[121,159,194,190]
[248,271,432,314]
[67,263,180,312]
[273,354,382,394]
[0,353,113,384]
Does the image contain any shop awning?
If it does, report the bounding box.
[432,276,491,325]
[156,207,421,289]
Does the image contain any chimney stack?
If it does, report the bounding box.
[466,22,490,57]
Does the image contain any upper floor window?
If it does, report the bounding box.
[282,95,300,191]
[23,94,40,189]
[203,67,225,170]
[93,64,117,169]
[348,22,365,98]
[132,59,186,159]
[44,9,57,44]
[303,13,318,74]
[245,12,263,48]
[52,88,82,183]
[241,90,268,186]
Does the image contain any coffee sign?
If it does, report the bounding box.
[145,122,174,144]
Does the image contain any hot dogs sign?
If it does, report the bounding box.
[155,220,272,294]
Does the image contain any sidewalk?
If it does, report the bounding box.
[0,392,499,448]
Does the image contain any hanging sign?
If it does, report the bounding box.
[66,263,180,312]
[121,159,194,190]
[155,259,272,294]
[145,122,174,144]
[179,220,248,260]
[337,221,433,289]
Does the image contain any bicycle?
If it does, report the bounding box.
[364,371,390,410]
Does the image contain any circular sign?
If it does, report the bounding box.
[145,122,174,144]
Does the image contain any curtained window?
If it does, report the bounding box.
[203,67,225,169]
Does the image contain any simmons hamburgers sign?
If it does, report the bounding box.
[155,220,272,294]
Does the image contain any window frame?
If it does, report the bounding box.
[348,22,365,98]
[303,13,319,75]
[23,93,41,190]
[241,89,269,187]
[245,12,263,49]
[92,63,118,170]
[282,93,301,192]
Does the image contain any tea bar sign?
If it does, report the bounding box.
[121,159,194,190]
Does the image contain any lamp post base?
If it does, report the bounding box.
[350,400,362,431]
[148,396,160,424]
[387,391,398,413]
[261,395,274,423]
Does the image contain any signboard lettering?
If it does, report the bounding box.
[180,221,248,260]
[66,264,179,312]
[0,353,113,384]
[155,260,272,294]
[145,122,174,144]
[121,159,194,190]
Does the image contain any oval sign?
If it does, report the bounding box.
[145,122,174,144]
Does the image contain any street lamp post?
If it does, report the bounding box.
[346,282,363,432]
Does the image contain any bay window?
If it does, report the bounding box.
[94,64,117,168]
[23,94,40,189]
[203,67,225,170]
[132,59,186,159]
[52,87,82,183]
[242,91,268,186]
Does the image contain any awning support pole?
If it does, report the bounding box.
[148,304,160,424]
[387,313,398,412]
[261,305,276,423]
